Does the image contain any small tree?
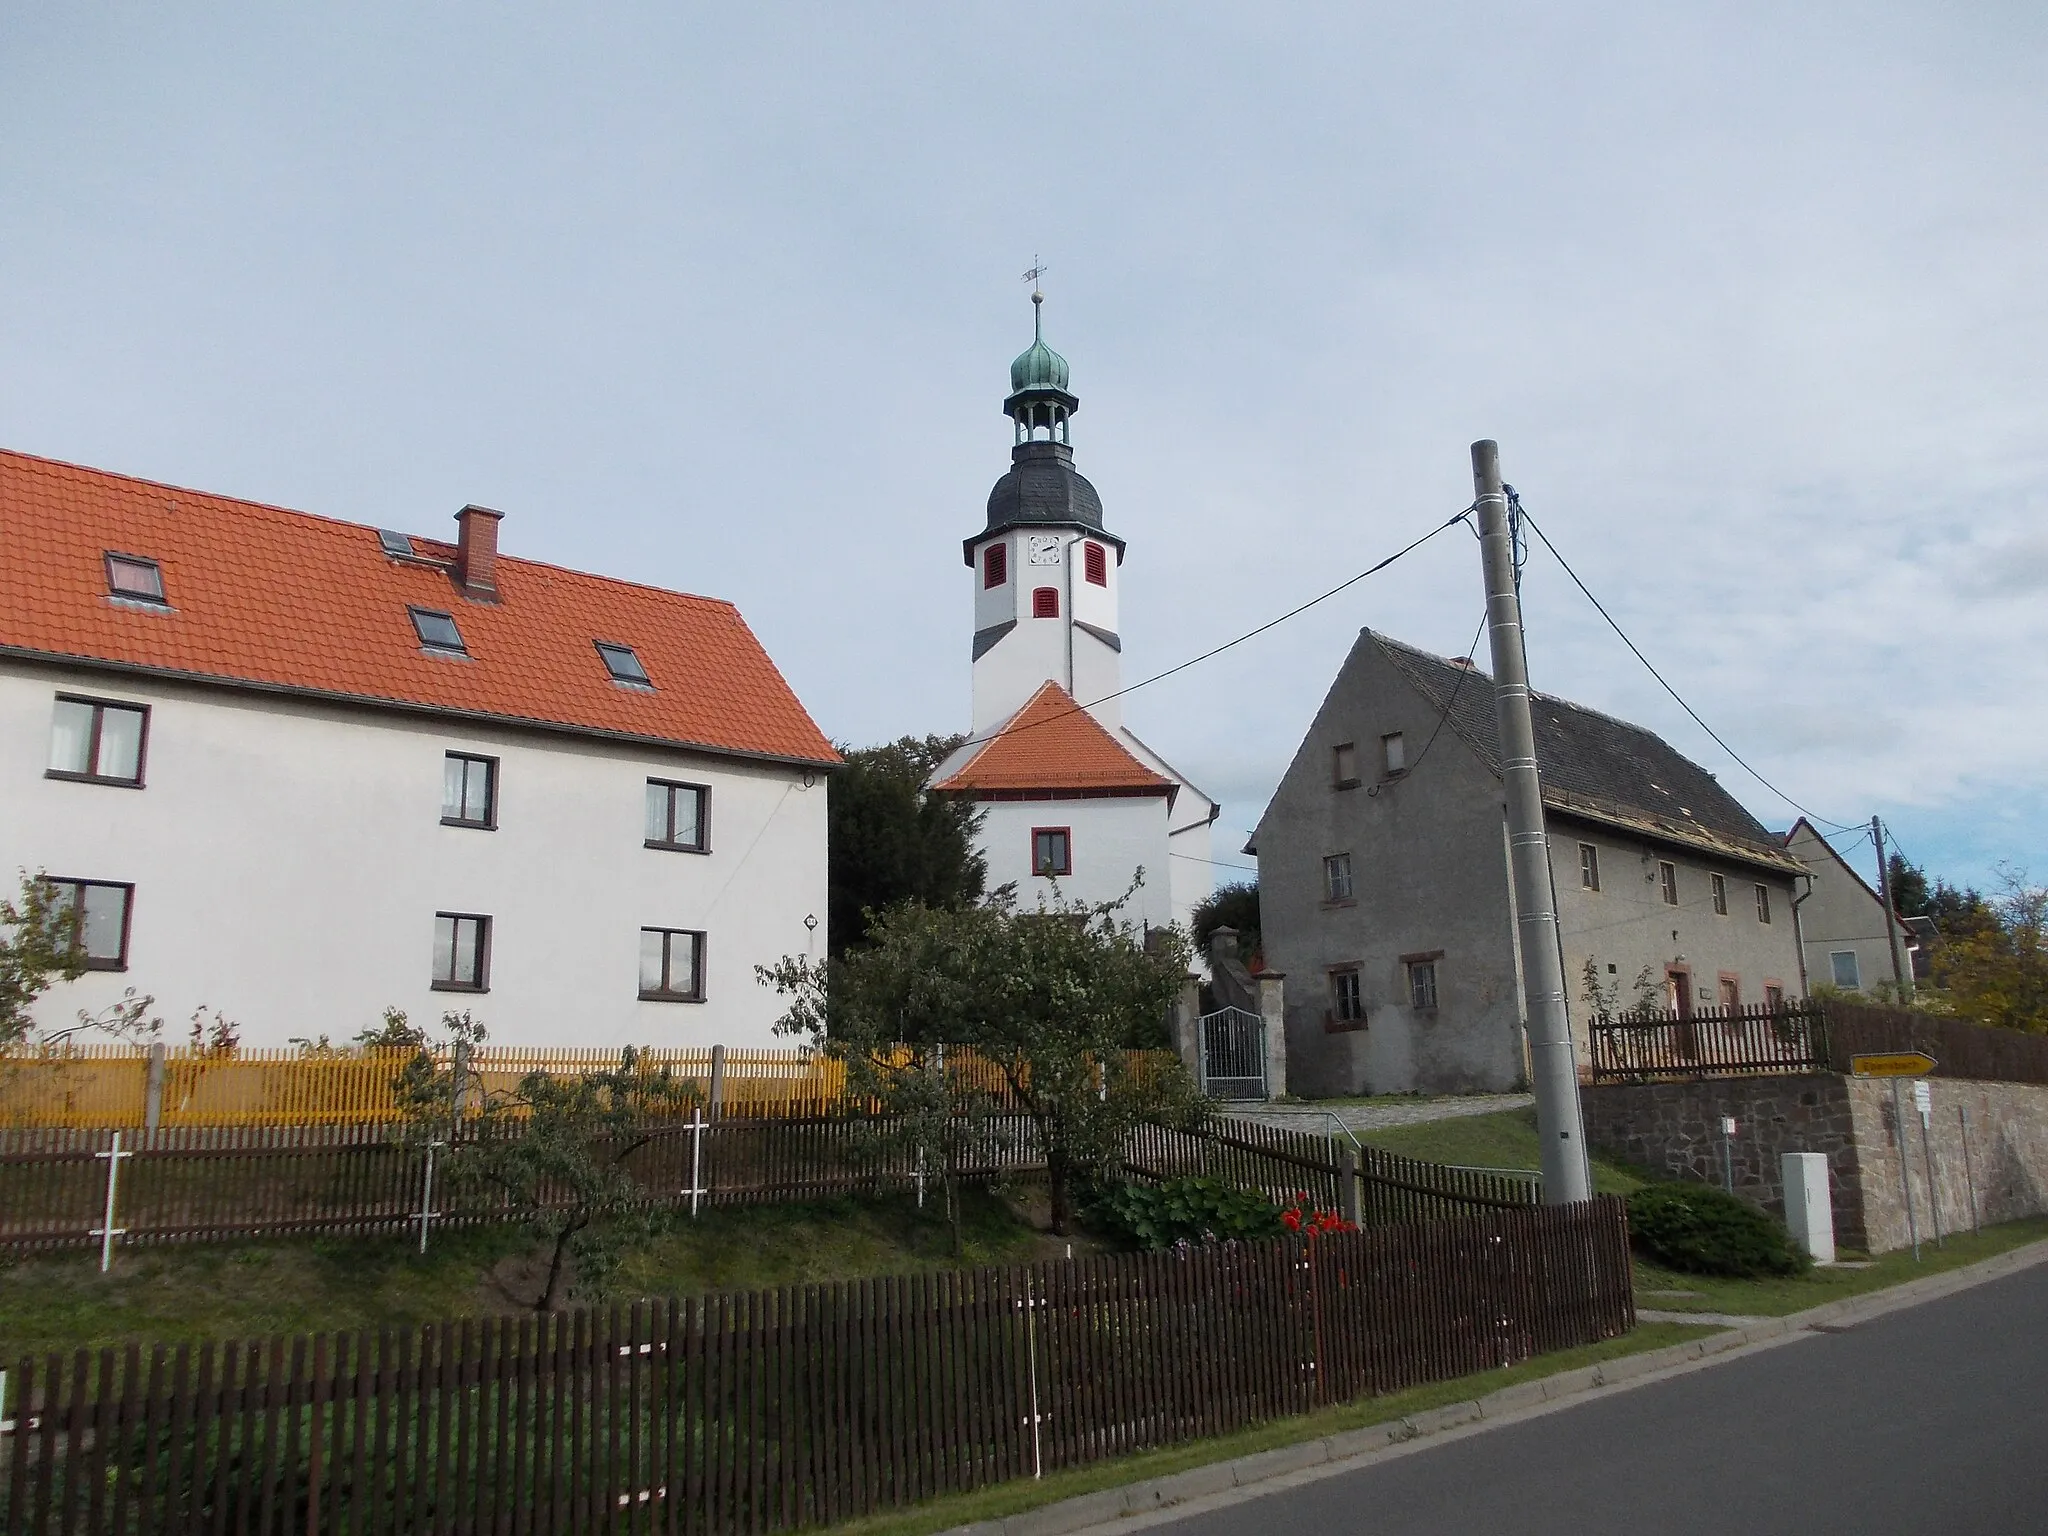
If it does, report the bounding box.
[1189,881,1260,966]
[761,882,1204,1233]
[829,735,989,955]
[0,872,85,1053]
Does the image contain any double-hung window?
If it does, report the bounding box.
[646,780,709,852]
[1407,958,1440,1011]
[1755,884,1773,924]
[43,878,133,970]
[1659,861,1679,906]
[442,753,497,828]
[1579,843,1600,892]
[1330,967,1365,1025]
[433,913,490,991]
[640,927,705,1002]
[1711,874,1729,915]
[1323,853,1354,903]
[48,696,149,786]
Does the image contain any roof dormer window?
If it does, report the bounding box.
[410,606,467,654]
[105,553,166,604]
[595,641,652,688]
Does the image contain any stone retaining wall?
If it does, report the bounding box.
[1582,1072,2048,1255]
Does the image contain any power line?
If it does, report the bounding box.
[1371,608,1488,796]
[944,506,1473,759]
[1169,850,1260,873]
[1513,502,1862,834]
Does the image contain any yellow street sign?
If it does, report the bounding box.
[1850,1051,1938,1078]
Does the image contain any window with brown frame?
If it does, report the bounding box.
[104,553,166,604]
[1323,852,1354,902]
[983,542,1007,589]
[47,695,149,786]
[1032,826,1071,877]
[1329,967,1366,1028]
[42,878,133,971]
[645,780,709,852]
[441,753,497,828]
[1032,586,1059,619]
[1407,959,1440,1010]
[640,927,706,1002]
[1718,975,1741,1010]
[1083,541,1108,586]
[432,913,491,992]
[1711,873,1728,915]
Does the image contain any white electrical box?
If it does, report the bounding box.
[1782,1152,1835,1265]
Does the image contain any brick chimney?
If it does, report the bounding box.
[453,505,503,598]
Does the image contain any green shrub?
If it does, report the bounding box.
[1086,1177,1283,1251]
[1627,1182,1811,1278]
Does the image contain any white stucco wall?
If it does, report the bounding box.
[0,661,828,1049]
[976,795,1173,932]
[969,529,1123,733]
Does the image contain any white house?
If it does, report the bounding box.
[929,297,1217,935]
[0,448,837,1048]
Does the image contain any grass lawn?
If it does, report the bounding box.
[1354,1106,1647,1196]
[0,1188,1058,1362]
[1633,1213,2048,1317]
[829,1320,1718,1536]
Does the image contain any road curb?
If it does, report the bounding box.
[937,1235,2048,1536]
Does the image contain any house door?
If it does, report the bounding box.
[1668,968,1696,1059]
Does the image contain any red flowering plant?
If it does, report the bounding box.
[1278,1190,1357,1238]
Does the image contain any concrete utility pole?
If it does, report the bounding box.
[1872,815,1910,998]
[1472,440,1592,1204]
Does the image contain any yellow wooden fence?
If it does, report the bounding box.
[0,1044,1166,1129]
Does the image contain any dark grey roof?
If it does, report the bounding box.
[986,441,1105,533]
[1369,630,1797,869]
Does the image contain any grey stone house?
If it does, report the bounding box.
[1248,629,1806,1096]
[1782,818,1916,999]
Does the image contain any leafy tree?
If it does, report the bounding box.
[1925,869,2048,1034]
[829,735,988,955]
[1886,853,1930,919]
[760,884,1203,1234]
[0,873,84,1052]
[1189,881,1260,965]
[396,1012,702,1311]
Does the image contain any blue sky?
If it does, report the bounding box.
[5,4,2043,896]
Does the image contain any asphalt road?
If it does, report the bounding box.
[1159,1261,2048,1536]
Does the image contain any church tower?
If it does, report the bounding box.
[961,291,1126,736]
[933,293,1220,937]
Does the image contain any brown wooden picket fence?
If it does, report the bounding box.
[0,1198,1634,1535]
[0,1111,1535,1259]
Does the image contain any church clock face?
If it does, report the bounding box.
[1026,535,1062,566]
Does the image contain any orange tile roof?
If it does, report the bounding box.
[934,681,1172,794]
[0,449,839,767]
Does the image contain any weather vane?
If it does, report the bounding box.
[1022,256,1048,301]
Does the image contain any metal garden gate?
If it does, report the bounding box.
[1198,1006,1268,1099]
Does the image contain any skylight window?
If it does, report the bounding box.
[105,553,166,604]
[377,529,414,559]
[410,607,467,654]
[595,641,651,687]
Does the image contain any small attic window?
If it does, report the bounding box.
[377,529,414,559]
[410,606,467,654]
[105,553,166,604]
[595,641,652,687]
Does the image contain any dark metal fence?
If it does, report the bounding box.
[0,1199,1634,1535]
[1588,998,2048,1086]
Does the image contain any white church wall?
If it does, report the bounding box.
[972,534,1017,634]
[977,795,1173,932]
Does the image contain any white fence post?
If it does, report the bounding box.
[91,1130,131,1273]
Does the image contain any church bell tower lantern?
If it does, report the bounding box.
[964,290,1126,735]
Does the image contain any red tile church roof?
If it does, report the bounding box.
[933,681,1171,794]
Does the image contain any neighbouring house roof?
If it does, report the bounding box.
[931,681,1173,795]
[0,448,839,768]
[1784,817,1908,927]
[1369,630,1799,873]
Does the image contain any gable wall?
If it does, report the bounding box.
[1784,823,1912,996]
[1254,636,1524,1095]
